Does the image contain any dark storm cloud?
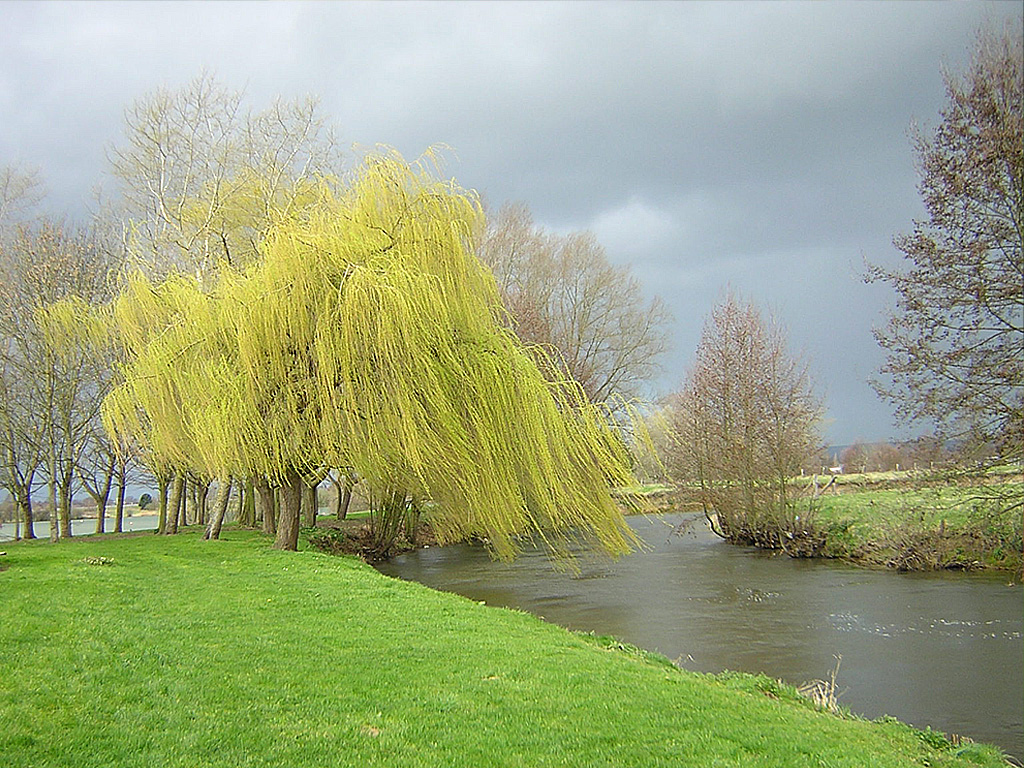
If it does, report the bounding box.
[1,0,1020,443]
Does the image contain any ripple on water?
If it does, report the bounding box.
[828,612,1023,640]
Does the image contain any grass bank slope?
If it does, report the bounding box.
[0,531,1008,767]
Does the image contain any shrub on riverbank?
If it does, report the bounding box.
[0,531,1009,767]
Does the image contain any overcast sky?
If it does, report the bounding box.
[1,1,1020,446]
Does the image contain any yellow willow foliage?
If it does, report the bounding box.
[178,169,327,271]
[104,149,640,560]
[36,295,110,354]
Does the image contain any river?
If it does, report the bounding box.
[0,514,160,540]
[377,512,1023,759]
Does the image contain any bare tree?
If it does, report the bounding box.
[869,24,1023,460]
[666,293,823,547]
[839,442,904,474]
[0,220,120,539]
[109,72,340,280]
[479,202,671,403]
[0,165,44,233]
[0,165,46,537]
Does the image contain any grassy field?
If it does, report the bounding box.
[809,477,1022,573]
[0,530,1011,767]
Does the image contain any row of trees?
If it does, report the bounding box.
[1,75,669,557]
[67,151,644,558]
[0,170,138,541]
[836,437,957,475]
[3,23,1016,553]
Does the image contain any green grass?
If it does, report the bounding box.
[0,531,1010,767]
[811,480,1022,572]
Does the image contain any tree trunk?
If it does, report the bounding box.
[177,476,188,528]
[93,489,108,535]
[92,477,113,536]
[187,480,199,526]
[338,472,355,520]
[114,468,126,534]
[274,468,302,551]
[196,479,210,526]
[242,477,256,527]
[156,475,170,534]
[12,481,35,540]
[89,457,115,535]
[166,473,184,535]
[204,477,232,540]
[48,448,59,542]
[256,478,275,536]
[302,481,318,527]
[58,465,73,539]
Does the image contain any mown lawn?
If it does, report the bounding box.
[0,530,1010,767]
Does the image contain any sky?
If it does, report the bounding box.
[1,0,1020,446]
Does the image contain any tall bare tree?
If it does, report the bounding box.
[479,202,671,403]
[0,164,46,537]
[870,24,1023,459]
[109,72,340,280]
[666,293,823,546]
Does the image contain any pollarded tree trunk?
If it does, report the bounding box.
[301,481,317,527]
[203,476,232,540]
[165,473,184,534]
[274,468,302,551]
[113,467,126,534]
[256,477,275,536]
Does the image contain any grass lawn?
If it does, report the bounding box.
[0,530,1010,767]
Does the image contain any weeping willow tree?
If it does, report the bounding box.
[100,149,640,560]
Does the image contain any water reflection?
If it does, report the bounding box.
[378,512,1024,759]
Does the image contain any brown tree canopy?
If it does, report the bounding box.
[870,24,1023,459]
[478,202,671,404]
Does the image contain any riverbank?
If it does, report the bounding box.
[812,478,1022,574]
[655,471,1023,577]
[0,530,1010,767]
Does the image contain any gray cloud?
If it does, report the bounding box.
[1,0,1019,444]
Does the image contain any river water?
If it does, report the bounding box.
[0,514,160,540]
[377,512,1023,759]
